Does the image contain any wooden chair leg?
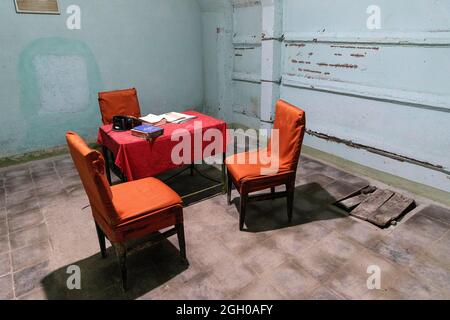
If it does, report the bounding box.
[177,223,187,263]
[227,175,232,205]
[286,183,295,223]
[102,146,112,185]
[95,223,107,259]
[113,243,128,291]
[240,193,248,231]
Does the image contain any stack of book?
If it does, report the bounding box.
[131,124,164,140]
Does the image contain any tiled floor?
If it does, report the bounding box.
[0,154,449,300]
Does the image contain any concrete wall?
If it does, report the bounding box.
[0,0,203,157]
[200,0,450,192]
[198,0,234,123]
[280,0,450,192]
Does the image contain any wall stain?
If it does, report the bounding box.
[351,53,366,58]
[299,68,322,74]
[317,62,358,69]
[286,43,306,47]
[331,45,379,50]
[18,37,102,154]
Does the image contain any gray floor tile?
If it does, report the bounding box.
[7,209,45,233]
[13,261,50,297]
[211,261,256,295]
[314,231,363,264]
[0,253,11,276]
[326,249,401,300]
[297,174,335,190]
[419,205,450,226]
[0,187,5,208]
[0,235,9,255]
[219,229,269,256]
[9,223,49,250]
[273,222,331,257]
[427,231,450,265]
[340,173,370,189]
[336,218,384,247]
[307,286,344,300]
[0,274,14,299]
[365,271,447,300]
[313,180,367,204]
[392,212,449,250]
[161,272,227,300]
[3,167,29,179]
[369,235,421,267]
[321,165,352,179]
[12,241,51,271]
[241,238,288,275]
[232,281,285,300]
[6,190,39,214]
[5,175,34,195]
[6,199,40,217]
[0,218,7,236]
[17,286,48,300]
[190,237,237,268]
[408,254,450,294]
[264,261,320,299]
[32,171,60,189]
[293,246,344,282]
[28,161,55,174]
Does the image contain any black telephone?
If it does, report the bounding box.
[112,116,142,131]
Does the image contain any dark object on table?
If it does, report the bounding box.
[112,115,142,131]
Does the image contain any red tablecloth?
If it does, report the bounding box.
[97,111,227,181]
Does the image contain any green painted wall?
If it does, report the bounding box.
[0,0,203,157]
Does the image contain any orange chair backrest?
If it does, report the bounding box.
[271,100,306,172]
[98,88,141,125]
[66,131,117,225]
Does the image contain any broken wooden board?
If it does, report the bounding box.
[336,186,377,210]
[337,193,370,211]
[351,189,394,221]
[369,193,415,227]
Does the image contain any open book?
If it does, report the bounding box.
[140,112,197,125]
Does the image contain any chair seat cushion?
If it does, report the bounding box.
[111,177,182,224]
[226,150,281,183]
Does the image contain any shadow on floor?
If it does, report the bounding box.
[157,164,224,206]
[230,182,349,233]
[41,240,188,300]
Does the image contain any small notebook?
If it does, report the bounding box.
[131,125,164,140]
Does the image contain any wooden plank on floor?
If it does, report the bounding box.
[337,194,369,211]
[351,189,394,221]
[330,180,370,202]
[369,193,415,227]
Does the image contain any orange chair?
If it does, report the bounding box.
[98,88,141,182]
[226,100,306,230]
[66,131,186,290]
[98,88,141,125]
